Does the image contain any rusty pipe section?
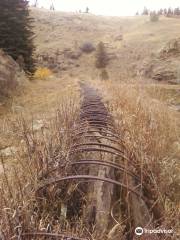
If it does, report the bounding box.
[68,84,152,237]
[12,232,87,240]
[35,83,155,239]
[37,175,145,200]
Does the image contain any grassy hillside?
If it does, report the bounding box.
[0,8,179,155]
[0,8,179,239]
[31,8,180,83]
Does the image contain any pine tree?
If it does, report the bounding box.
[100,69,109,80]
[0,0,35,73]
[95,42,108,69]
[142,7,149,15]
[33,0,38,7]
[164,8,167,15]
[167,7,173,16]
[150,11,159,22]
[174,7,180,15]
[158,9,163,15]
[50,0,55,11]
[178,7,180,15]
[85,7,89,13]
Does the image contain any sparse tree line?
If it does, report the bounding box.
[139,6,180,17]
[32,0,90,13]
[33,0,55,11]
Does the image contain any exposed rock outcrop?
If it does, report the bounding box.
[140,39,180,84]
[36,48,82,73]
[159,38,180,57]
[0,49,26,99]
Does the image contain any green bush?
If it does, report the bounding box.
[95,42,108,69]
[100,69,109,80]
[150,12,159,22]
[80,42,95,53]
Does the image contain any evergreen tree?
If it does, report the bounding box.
[100,69,109,81]
[150,11,159,22]
[0,0,35,73]
[33,0,38,7]
[95,42,108,69]
[174,7,180,15]
[158,8,163,15]
[164,8,167,15]
[167,7,173,15]
[85,7,89,13]
[142,7,149,15]
[50,0,55,11]
[178,7,180,15]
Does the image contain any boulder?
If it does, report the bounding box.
[140,55,180,83]
[171,104,180,112]
[63,49,82,60]
[139,39,180,83]
[69,51,82,60]
[33,119,44,131]
[0,146,17,157]
[152,69,176,81]
[0,165,3,174]
[0,49,26,99]
[114,34,123,41]
[159,38,180,57]
[12,105,24,113]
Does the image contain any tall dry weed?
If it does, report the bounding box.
[0,86,81,238]
[95,80,179,234]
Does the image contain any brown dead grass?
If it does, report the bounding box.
[0,76,80,148]
[31,8,180,83]
[0,76,179,238]
[144,84,180,105]
[0,77,81,238]
[92,79,180,237]
[0,7,180,238]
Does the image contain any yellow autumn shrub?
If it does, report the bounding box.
[34,67,52,80]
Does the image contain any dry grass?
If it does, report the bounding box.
[30,8,180,83]
[0,82,81,238]
[0,7,180,238]
[144,84,180,105]
[92,79,180,237]
[0,76,179,238]
[0,76,80,147]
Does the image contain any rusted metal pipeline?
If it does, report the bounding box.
[71,160,140,181]
[35,83,155,239]
[37,175,145,200]
[12,232,88,240]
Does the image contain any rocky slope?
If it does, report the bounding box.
[141,38,180,84]
[0,49,26,100]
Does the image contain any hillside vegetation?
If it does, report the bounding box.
[31,8,180,84]
[0,7,179,240]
